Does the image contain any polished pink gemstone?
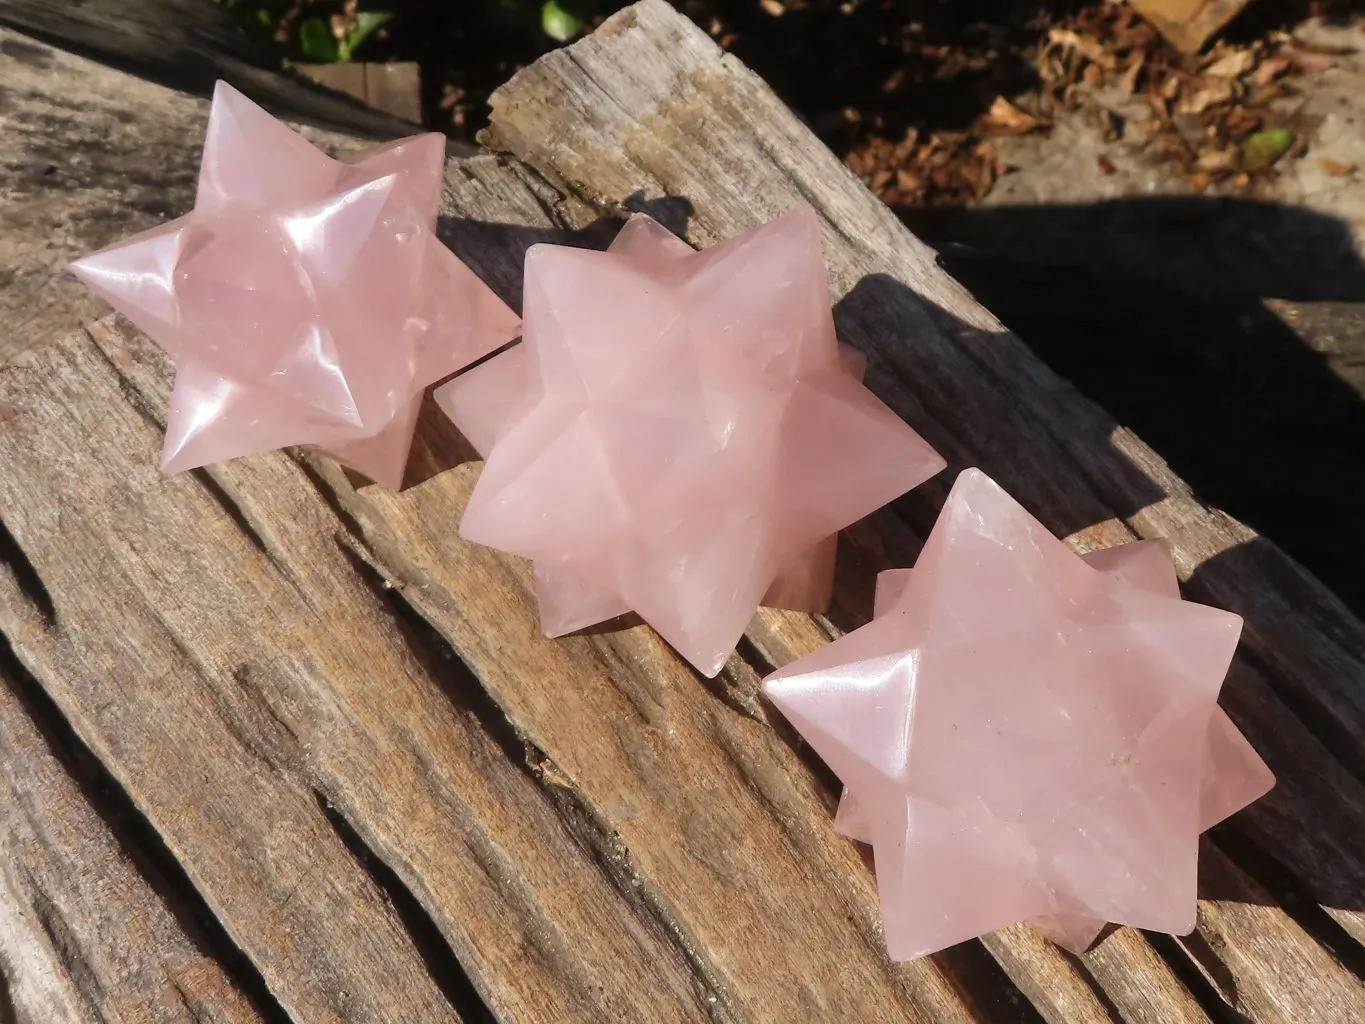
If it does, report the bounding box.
[436,208,945,675]
[764,469,1273,960]
[71,82,519,487]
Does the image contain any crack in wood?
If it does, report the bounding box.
[0,637,292,1024]
[311,791,496,1024]
[705,654,766,725]
[0,951,17,1024]
[191,469,274,560]
[80,323,175,437]
[932,943,1049,1024]
[518,749,743,1024]
[0,515,55,632]
[193,465,322,612]
[329,532,746,1024]
[1211,825,1365,982]
[1143,931,1251,1024]
[23,876,108,1024]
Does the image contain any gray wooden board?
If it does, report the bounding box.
[0,0,428,140]
[0,3,1363,1021]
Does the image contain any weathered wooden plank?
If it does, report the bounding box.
[1181,840,1365,1022]
[477,0,1365,1015]
[1,159,1042,1024]
[482,0,1365,790]
[297,63,424,125]
[0,338,475,1024]
[0,297,726,1021]
[2,3,1363,1021]
[0,0,425,139]
[300,388,1026,1024]
[0,656,266,1024]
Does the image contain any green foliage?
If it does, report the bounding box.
[541,1,583,42]
[298,9,394,63]
[1242,128,1294,173]
[220,0,595,68]
[298,17,338,61]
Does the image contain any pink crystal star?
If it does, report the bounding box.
[764,469,1274,960]
[71,82,519,487]
[436,207,945,676]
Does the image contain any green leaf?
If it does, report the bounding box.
[339,9,394,61]
[255,6,272,26]
[1242,128,1294,173]
[541,0,582,42]
[298,17,340,62]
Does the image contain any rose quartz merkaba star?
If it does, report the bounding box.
[71,82,519,487]
[764,469,1274,960]
[435,207,945,676]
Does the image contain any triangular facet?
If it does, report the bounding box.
[196,82,337,214]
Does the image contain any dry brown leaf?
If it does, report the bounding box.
[895,168,923,192]
[1251,56,1292,85]
[1121,57,1145,94]
[1178,81,1234,115]
[980,95,1043,134]
[1204,50,1255,78]
[1046,27,1115,67]
[1320,157,1358,178]
[1224,107,1263,137]
[1288,49,1336,73]
[1197,148,1238,171]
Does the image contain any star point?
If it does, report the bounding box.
[72,82,519,486]
[764,469,1273,958]
[437,208,944,674]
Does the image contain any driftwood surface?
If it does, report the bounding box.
[1,2,1364,1021]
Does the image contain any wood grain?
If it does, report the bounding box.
[0,3,1362,1022]
[0,307,722,1021]
[0,655,267,1024]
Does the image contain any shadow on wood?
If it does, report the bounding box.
[909,196,1365,618]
